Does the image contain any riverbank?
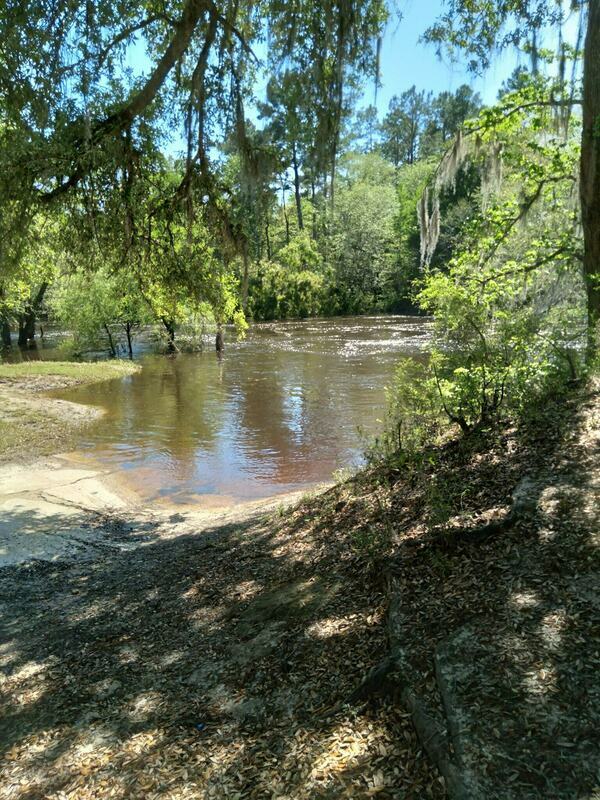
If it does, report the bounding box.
[0,373,598,798]
[0,361,140,464]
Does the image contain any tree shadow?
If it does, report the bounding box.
[382,383,600,798]
[0,494,440,798]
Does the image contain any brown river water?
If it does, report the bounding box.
[53,316,430,507]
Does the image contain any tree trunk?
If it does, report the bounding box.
[292,141,304,231]
[281,180,290,244]
[580,0,600,334]
[17,317,29,347]
[104,323,117,357]
[241,240,249,311]
[17,281,47,347]
[1,319,11,348]
[18,311,36,346]
[311,179,317,240]
[329,158,336,211]
[283,205,290,244]
[162,318,177,352]
[125,322,133,358]
[265,217,272,260]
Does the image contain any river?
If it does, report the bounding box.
[52,315,429,506]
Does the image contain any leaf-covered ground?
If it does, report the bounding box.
[0,380,598,799]
[0,501,441,798]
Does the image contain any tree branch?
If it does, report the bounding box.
[464,98,582,136]
[40,0,211,202]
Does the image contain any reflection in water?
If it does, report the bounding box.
[54,316,430,505]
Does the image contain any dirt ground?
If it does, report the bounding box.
[0,379,598,799]
[0,362,139,464]
[381,381,600,799]
[0,495,442,799]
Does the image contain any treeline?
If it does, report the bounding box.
[242,82,482,322]
[0,80,481,356]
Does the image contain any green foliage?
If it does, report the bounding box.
[378,84,481,167]
[276,233,323,273]
[0,213,60,326]
[380,87,429,167]
[248,258,325,321]
[383,91,587,450]
[391,160,436,306]
[327,153,397,312]
[49,268,151,356]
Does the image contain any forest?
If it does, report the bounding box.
[0,1,599,799]
[0,0,597,380]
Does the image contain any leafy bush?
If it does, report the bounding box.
[381,94,587,452]
[248,241,326,320]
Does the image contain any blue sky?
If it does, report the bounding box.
[124,0,578,155]
[369,0,581,114]
[371,0,518,111]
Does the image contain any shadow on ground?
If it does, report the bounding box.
[0,495,438,799]
[1,383,598,800]
[380,383,600,799]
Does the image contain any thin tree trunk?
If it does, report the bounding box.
[17,281,47,346]
[241,240,249,311]
[265,217,272,260]
[329,159,336,211]
[125,322,133,358]
[104,323,117,357]
[281,180,290,244]
[292,141,304,230]
[580,0,600,334]
[311,179,317,240]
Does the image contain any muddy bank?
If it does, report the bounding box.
[0,452,326,568]
[0,361,139,465]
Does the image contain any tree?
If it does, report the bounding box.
[580,0,600,326]
[387,99,585,443]
[247,233,326,320]
[0,0,388,325]
[259,73,315,231]
[0,211,60,348]
[50,268,152,357]
[380,87,430,167]
[349,105,380,153]
[391,160,436,307]
[425,0,599,336]
[328,152,397,311]
[420,84,481,155]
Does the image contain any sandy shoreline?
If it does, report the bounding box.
[0,448,325,568]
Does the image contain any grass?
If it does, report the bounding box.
[0,359,140,462]
[0,359,139,382]
[0,408,77,462]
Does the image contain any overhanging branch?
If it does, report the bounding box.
[40,0,211,203]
